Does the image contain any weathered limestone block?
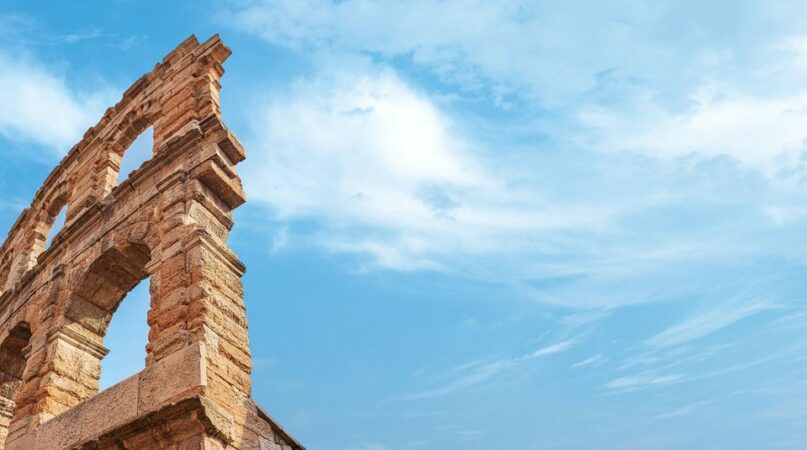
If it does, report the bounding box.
[0,35,304,450]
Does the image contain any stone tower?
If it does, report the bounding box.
[0,35,303,449]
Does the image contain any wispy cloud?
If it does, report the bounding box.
[581,89,807,179]
[0,13,34,36]
[55,28,104,43]
[224,1,807,109]
[604,373,684,392]
[652,400,714,420]
[571,354,609,369]
[457,430,484,441]
[605,336,807,397]
[403,339,578,400]
[0,14,132,49]
[645,298,775,348]
[0,197,28,212]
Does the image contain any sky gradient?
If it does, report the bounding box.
[3,1,807,449]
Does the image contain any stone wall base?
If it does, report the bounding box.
[75,397,299,450]
[6,343,302,450]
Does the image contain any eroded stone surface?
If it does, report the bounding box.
[0,35,304,450]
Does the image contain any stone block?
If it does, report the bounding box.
[3,433,33,450]
[139,342,206,414]
[74,373,139,443]
[34,373,139,450]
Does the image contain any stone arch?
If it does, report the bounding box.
[61,240,153,398]
[94,108,159,202]
[4,191,71,293]
[67,242,151,335]
[0,322,32,448]
[0,254,12,296]
[34,194,69,255]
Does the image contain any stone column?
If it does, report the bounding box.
[147,172,251,404]
[0,324,31,449]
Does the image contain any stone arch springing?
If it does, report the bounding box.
[0,322,32,448]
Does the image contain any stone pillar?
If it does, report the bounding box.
[35,328,109,418]
[152,38,229,153]
[0,324,31,448]
[147,173,251,402]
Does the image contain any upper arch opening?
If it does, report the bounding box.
[44,205,66,250]
[116,126,154,186]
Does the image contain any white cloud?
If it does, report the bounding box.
[223,0,688,105]
[652,400,713,420]
[604,374,683,391]
[0,51,110,152]
[225,1,807,108]
[226,1,807,179]
[645,298,775,348]
[606,343,797,395]
[403,338,578,400]
[243,68,614,270]
[571,354,608,369]
[581,88,807,179]
[229,1,807,319]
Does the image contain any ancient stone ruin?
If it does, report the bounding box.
[0,35,303,449]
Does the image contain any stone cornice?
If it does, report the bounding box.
[48,326,109,360]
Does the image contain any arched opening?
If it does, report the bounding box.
[64,242,151,398]
[117,126,153,185]
[0,322,31,448]
[30,196,69,268]
[44,205,66,250]
[99,276,150,390]
[0,255,11,294]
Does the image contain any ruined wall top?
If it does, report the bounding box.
[0,34,243,297]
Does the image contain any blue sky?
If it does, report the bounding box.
[3,1,807,448]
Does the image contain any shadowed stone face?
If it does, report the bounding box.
[0,323,30,448]
[0,35,304,450]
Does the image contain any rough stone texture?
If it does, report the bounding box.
[0,35,304,450]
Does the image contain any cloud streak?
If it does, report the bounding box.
[403,339,578,400]
[645,298,775,348]
[604,373,684,392]
[652,400,714,420]
[571,354,609,369]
